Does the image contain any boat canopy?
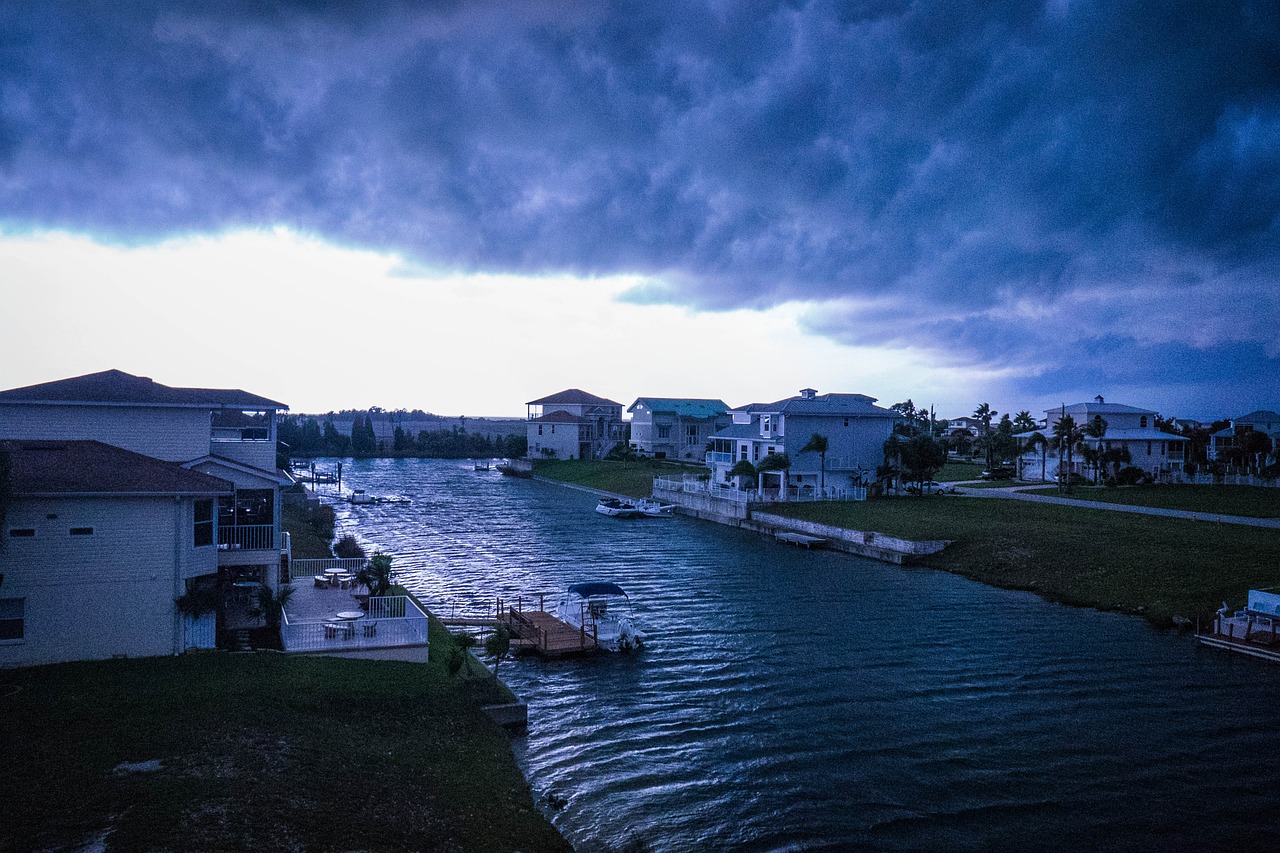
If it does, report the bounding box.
[568,582,628,598]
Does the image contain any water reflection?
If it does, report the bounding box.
[327,458,1280,851]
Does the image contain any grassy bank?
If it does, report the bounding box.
[771,496,1280,625]
[282,490,338,559]
[533,458,697,498]
[0,651,567,853]
[1015,484,1280,518]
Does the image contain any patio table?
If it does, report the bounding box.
[335,611,365,620]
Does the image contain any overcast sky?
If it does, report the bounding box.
[2,1,1277,419]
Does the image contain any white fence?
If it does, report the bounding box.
[655,476,866,503]
[290,557,368,581]
[182,612,216,650]
[1187,474,1279,488]
[281,594,429,654]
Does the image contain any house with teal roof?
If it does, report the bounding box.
[627,397,731,461]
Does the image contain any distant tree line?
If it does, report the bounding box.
[278,414,527,460]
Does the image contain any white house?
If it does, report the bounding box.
[1018,397,1187,482]
[628,397,730,461]
[0,370,289,667]
[525,389,625,460]
[0,440,235,667]
[705,389,899,494]
[1209,410,1280,468]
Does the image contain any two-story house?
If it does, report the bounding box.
[1020,397,1187,482]
[705,389,899,494]
[526,389,625,460]
[0,370,289,667]
[628,398,730,461]
[1209,410,1280,469]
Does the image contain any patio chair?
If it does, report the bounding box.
[314,575,328,588]
[323,622,339,640]
[362,621,377,639]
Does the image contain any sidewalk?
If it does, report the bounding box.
[950,481,1280,530]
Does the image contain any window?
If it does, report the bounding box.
[69,527,94,536]
[657,425,671,440]
[7,529,35,538]
[538,425,543,435]
[686,425,700,445]
[844,418,850,427]
[194,499,214,547]
[1140,416,1148,428]
[0,599,23,642]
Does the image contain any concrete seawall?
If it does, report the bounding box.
[652,481,949,565]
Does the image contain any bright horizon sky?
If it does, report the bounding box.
[1,3,1275,423]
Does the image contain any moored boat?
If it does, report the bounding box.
[555,582,644,651]
[595,497,642,518]
[635,498,675,517]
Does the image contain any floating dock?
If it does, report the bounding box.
[503,607,600,657]
[1197,613,1280,663]
[775,531,828,549]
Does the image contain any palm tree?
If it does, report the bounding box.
[1052,415,1084,492]
[486,624,512,675]
[799,433,830,493]
[974,403,998,467]
[452,631,479,676]
[1012,411,1038,433]
[1026,431,1049,481]
[357,552,394,597]
[1083,416,1108,482]
[256,584,295,633]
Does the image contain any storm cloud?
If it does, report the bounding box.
[2,0,1277,409]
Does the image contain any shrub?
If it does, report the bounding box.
[334,534,366,559]
[1115,466,1151,486]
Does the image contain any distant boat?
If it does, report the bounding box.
[474,460,492,471]
[554,582,643,651]
[347,489,410,505]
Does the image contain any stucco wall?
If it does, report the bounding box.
[528,422,581,459]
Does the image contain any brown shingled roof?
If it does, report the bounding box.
[1,440,234,496]
[526,388,621,407]
[0,369,286,410]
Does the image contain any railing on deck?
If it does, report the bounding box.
[655,476,867,503]
[281,594,429,653]
[289,557,368,581]
[218,524,277,551]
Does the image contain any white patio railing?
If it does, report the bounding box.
[219,523,277,551]
[281,594,429,654]
[655,476,867,503]
[289,557,368,581]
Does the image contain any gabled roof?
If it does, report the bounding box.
[1091,428,1188,442]
[709,423,765,440]
[0,369,286,410]
[628,398,729,418]
[1,440,234,497]
[526,388,620,407]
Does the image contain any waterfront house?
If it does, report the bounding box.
[0,440,234,667]
[1018,397,1188,482]
[628,397,730,461]
[0,369,290,667]
[1209,410,1280,469]
[526,389,625,460]
[705,389,899,495]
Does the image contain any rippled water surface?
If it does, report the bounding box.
[327,458,1280,851]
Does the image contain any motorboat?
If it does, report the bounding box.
[349,489,375,505]
[595,497,641,518]
[635,498,675,517]
[555,582,644,651]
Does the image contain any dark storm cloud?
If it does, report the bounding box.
[2,0,1278,408]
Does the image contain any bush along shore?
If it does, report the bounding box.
[534,460,1280,627]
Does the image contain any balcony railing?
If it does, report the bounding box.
[281,595,430,653]
[218,524,277,551]
[706,451,735,465]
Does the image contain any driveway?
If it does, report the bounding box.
[948,481,1280,530]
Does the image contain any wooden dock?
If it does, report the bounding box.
[503,607,599,657]
[775,531,828,549]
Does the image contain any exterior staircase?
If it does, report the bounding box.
[230,629,252,652]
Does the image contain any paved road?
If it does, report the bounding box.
[949,481,1280,530]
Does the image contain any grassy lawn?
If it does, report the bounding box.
[0,646,565,853]
[770,496,1280,626]
[533,458,697,498]
[282,492,337,559]
[936,460,986,481]
[1016,484,1280,518]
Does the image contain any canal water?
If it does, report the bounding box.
[327,458,1280,851]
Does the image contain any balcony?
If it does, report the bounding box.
[218,524,277,552]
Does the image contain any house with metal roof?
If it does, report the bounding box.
[627,397,730,461]
[1209,410,1280,469]
[705,388,899,496]
[525,389,625,460]
[1018,396,1188,482]
[0,370,291,667]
